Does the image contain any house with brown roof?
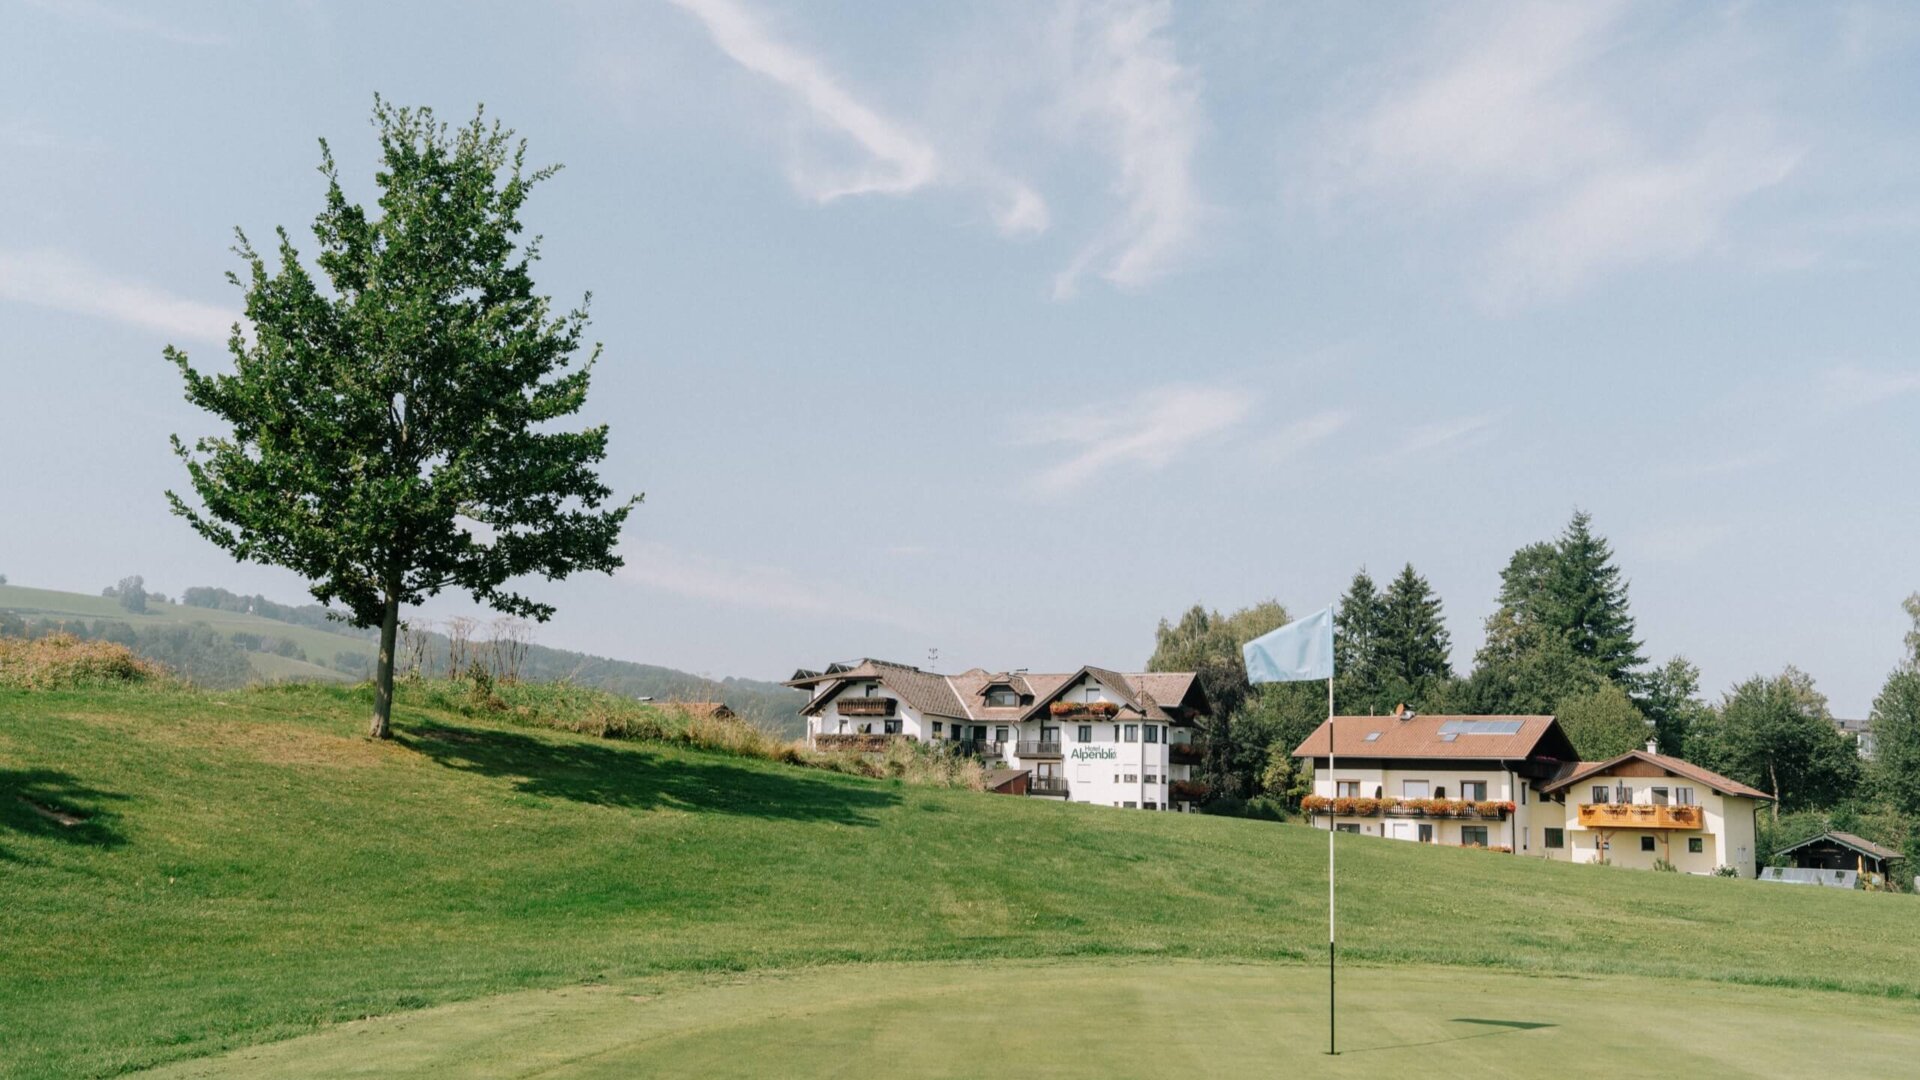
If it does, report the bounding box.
[1293,712,1773,877]
[788,658,1211,810]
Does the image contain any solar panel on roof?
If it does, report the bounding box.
[1437,719,1525,736]
[1439,732,1458,741]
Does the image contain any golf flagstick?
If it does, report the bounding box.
[1327,668,1336,1056]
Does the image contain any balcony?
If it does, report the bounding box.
[1015,740,1063,758]
[1029,777,1069,797]
[953,739,1005,759]
[1048,701,1119,718]
[813,733,906,753]
[1171,780,1212,802]
[836,697,896,717]
[1300,796,1513,820]
[1169,741,1206,764]
[1577,803,1703,830]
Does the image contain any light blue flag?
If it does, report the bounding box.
[1243,605,1335,684]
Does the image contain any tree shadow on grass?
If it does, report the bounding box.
[399,723,899,826]
[0,768,129,862]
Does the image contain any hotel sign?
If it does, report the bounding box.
[1070,746,1117,761]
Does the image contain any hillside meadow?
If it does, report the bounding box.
[3,681,1919,1078]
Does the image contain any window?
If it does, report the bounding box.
[1123,724,1139,742]
[1144,774,1158,785]
[1688,837,1704,854]
[1336,781,1360,798]
[858,723,873,734]
[1544,828,1564,849]
[1520,785,1527,805]
[1591,786,1611,804]
[1460,826,1489,847]
[1041,726,1059,744]
[1335,823,1361,834]
[1461,781,1487,801]
[1084,684,1102,703]
[1640,836,1657,853]
[1078,724,1092,743]
[1650,786,1670,806]
[1123,773,1138,783]
[1144,724,1160,744]
[1402,780,1431,799]
[884,719,902,735]
[932,721,943,736]
[985,686,1017,707]
[1675,787,1695,806]
[1615,784,1632,803]
[1434,786,1447,799]
[837,718,849,733]
[1123,801,1137,809]
[1417,824,1434,843]
[1144,801,1158,810]
[863,684,878,697]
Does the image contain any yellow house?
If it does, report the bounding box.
[1293,713,1773,877]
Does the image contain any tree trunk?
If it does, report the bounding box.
[369,592,400,740]
[1768,761,1780,822]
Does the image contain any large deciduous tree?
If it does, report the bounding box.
[166,100,638,738]
[1870,668,1920,818]
[1690,668,1861,818]
[1147,600,1290,797]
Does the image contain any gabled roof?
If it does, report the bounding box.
[1291,714,1572,762]
[1538,750,1773,801]
[1775,830,1900,861]
[790,660,1210,724]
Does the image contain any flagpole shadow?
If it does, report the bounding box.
[1335,1018,1555,1056]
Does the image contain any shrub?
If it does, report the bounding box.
[0,633,166,690]
[1652,858,1678,872]
[1712,864,1741,878]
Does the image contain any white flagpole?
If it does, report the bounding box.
[1326,662,1336,1056]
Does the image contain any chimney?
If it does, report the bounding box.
[1645,739,1658,753]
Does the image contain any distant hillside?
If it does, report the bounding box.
[0,582,805,734]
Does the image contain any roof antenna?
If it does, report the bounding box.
[927,647,940,669]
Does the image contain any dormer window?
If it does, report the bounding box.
[985,685,1018,707]
[863,684,878,697]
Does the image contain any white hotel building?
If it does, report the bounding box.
[789,659,1213,810]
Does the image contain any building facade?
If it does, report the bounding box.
[789,658,1211,810]
[1294,713,1772,877]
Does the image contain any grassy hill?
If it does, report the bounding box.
[0,583,805,731]
[4,682,1919,1078]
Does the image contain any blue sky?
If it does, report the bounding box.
[2,1,1916,714]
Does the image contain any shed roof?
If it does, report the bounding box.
[1775,830,1900,862]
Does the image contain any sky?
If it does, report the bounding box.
[2,1,1917,715]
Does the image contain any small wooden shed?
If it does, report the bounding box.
[1775,831,1900,883]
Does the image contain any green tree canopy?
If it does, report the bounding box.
[1147,599,1289,798]
[1333,568,1387,711]
[1869,668,1920,818]
[1555,683,1652,760]
[166,100,638,737]
[1690,668,1861,816]
[1640,656,1710,756]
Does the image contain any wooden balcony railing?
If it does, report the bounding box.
[1577,803,1703,830]
[1169,741,1206,763]
[1300,796,1514,819]
[836,697,896,717]
[1171,780,1212,802]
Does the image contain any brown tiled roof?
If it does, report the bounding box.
[1291,714,1566,761]
[1776,830,1899,861]
[789,659,1207,724]
[1538,750,1773,801]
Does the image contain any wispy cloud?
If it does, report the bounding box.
[1659,449,1783,481]
[617,541,919,627]
[1820,363,1920,411]
[1248,409,1352,463]
[25,0,227,46]
[1629,521,1730,563]
[1025,382,1251,494]
[1051,0,1205,297]
[1309,2,1802,310]
[1372,414,1497,466]
[667,0,938,201]
[0,249,237,344]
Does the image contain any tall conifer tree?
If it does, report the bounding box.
[1377,563,1452,697]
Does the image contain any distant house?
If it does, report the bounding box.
[1292,713,1773,877]
[1834,717,1875,759]
[673,701,737,721]
[1775,831,1901,885]
[787,658,1212,811]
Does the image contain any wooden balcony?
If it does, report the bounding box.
[1577,803,1703,830]
[836,697,896,717]
[1169,741,1206,764]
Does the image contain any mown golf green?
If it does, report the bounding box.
[4,683,1918,1079]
